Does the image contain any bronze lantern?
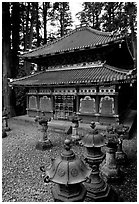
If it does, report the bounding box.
[71,113,81,142]
[43,139,91,202]
[100,125,120,181]
[81,122,119,202]
[115,124,129,164]
[35,112,52,150]
[2,108,10,131]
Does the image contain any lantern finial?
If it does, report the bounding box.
[64,139,71,151]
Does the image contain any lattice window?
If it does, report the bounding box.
[54,95,74,119]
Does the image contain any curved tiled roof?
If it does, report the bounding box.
[11,63,136,87]
[21,26,125,59]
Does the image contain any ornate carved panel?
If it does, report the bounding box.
[79,96,96,113]
[40,96,52,112]
[29,96,37,109]
[99,96,115,115]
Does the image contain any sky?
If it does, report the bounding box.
[69,1,83,26]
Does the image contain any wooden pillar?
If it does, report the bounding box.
[26,94,29,116]
[95,86,100,122]
[36,88,40,116]
[114,94,118,115]
[51,88,54,119]
[76,87,80,113]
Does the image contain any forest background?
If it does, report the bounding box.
[2,2,137,117]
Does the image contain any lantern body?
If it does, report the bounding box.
[45,139,91,202]
[100,132,121,181]
[81,125,120,201]
[36,117,52,150]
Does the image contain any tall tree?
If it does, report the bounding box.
[76,2,103,30]
[102,2,124,32]
[50,2,73,37]
[2,2,14,116]
[124,2,137,66]
[43,2,51,44]
[11,3,20,78]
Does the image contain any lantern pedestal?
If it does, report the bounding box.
[52,183,86,202]
[71,125,80,141]
[2,116,11,131]
[84,150,118,202]
[36,117,52,150]
[100,143,120,181]
[115,124,129,165]
[71,118,80,141]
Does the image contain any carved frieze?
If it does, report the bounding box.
[99,86,115,95]
[79,87,96,95]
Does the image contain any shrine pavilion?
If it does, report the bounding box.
[11,25,136,124]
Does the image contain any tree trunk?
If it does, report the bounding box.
[2,2,15,116]
[24,3,31,75]
[24,2,30,51]
[11,2,20,78]
[10,2,21,115]
[36,3,40,47]
[60,3,65,37]
[43,2,47,45]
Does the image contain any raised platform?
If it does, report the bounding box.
[10,109,136,138]
[10,115,107,134]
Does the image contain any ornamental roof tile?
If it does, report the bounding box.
[21,26,125,59]
[11,63,136,87]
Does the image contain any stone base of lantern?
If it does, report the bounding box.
[84,182,120,202]
[100,162,120,181]
[52,183,86,202]
[36,140,52,150]
[116,150,127,165]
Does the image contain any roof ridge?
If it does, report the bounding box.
[20,25,125,58]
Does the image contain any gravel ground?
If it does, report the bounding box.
[2,118,137,202]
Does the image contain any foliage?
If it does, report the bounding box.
[49,2,73,37]
[76,2,137,35]
[76,2,103,30]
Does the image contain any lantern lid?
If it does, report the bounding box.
[81,122,105,147]
[46,139,91,185]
